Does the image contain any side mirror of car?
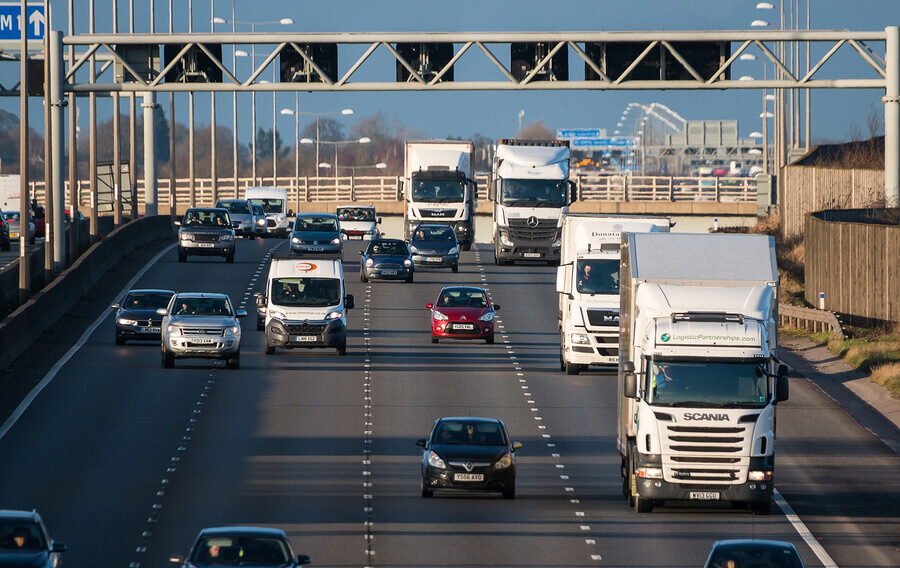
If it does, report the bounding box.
[415,439,428,448]
[174,220,181,227]
[377,217,383,224]
[288,209,295,217]
[111,303,121,309]
[255,294,267,308]
[425,303,434,309]
[156,308,168,316]
[345,294,355,310]
[235,309,247,318]
[493,304,501,311]
[297,555,312,566]
[357,250,364,255]
[512,442,523,451]
[168,554,186,564]
[50,541,67,553]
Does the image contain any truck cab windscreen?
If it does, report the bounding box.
[576,259,619,294]
[645,360,770,408]
[248,198,284,214]
[500,179,567,207]
[411,179,465,203]
[272,278,342,307]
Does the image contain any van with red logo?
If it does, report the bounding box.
[256,256,354,356]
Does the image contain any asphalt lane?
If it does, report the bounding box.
[0,237,897,567]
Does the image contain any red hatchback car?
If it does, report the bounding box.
[427,286,499,344]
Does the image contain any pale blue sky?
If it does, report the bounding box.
[4,0,899,145]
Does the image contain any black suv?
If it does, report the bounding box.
[0,509,66,567]
[176,208,237,263]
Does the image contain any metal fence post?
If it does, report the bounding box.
[885,26,899,207]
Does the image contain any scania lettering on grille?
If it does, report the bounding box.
[683,413,730,421]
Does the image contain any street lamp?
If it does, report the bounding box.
[302,137,371,177]
[287,108,355,178]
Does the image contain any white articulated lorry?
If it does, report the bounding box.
[618,233,789,515]
[489,139,575,265]
[402,140,477,250]
[556,214,671,375]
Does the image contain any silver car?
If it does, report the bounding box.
[250,202,268,237]
[215,199,256,238]
[1,210,36,244]
[159,293,246,369]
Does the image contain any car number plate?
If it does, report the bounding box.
[198,242,215,248]
[523,252,542,258]
[309,246,325,251]
[191,338,215,344]
[426,256,442,262]
[141,327,161,333]
[453,473,484,482]
[10,232,18,238]
[689,491,720,500]
[455,323,475,330]
[294,336,317,342]
[382,269,397,275]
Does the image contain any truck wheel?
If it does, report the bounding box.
[227,351,240,369]
[626,444,636,507]
[162,348,175,369]
[750,501,771,516]
[565,361,581,375]
[559,343,566,371]
[635,495,653,513]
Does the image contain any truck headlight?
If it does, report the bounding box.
[331,237,342,245]
[117,317,138,326]
[636,466,663,479]
[269,310,286,320]
[571,333,590,344]
[478,311,494,322]
[427,451,446,469]
[494,454,512,469]
[326,310,343,320]
[365,258,374,267]
[166,324,182,336]
[432,310,448,321]
[448,246,459,255]
[499,234,514,247]
[748,470,773,481]
[403,259,412,267]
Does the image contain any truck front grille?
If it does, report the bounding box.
[662,423,752,485]
[507,218,557,242]
[586,309,619,327]
[181,327,225,336]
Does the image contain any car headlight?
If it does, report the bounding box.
[326,310,343,320]
[223,325,239,336]
[749,470,773,481]
[269,310,286,320]
[365,258,374,267]
[403,259,412,267]
[494,454,512,469]
[180,231,194,241]
[427,451,446,469]
[117,317,138,326]
[221,233,234,241]
[331,237,342,245]
[166,324,182,336]
[636,466,663,479]
[257,218,266,226]
[499,234,513,247]
[448,246,459,255]
[478,311,494,322]
[291,237,301,244]
[432,310,448,321]
[409,245,419,254]
[571,333,590,345]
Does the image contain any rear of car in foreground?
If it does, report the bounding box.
[169,526,310,567]
[704,540,804,568]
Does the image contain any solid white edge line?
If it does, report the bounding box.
[0,243,177,441]
[774,489,839,568]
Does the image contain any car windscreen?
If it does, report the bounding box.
[434,421,506,445]
[190,536,291,566]
[367,241,408,256]
[337,208,375,221]
[183,210,231,228]
[251,204,265,215]
[437,289,488,308]
[272,277,342,307]
[217,201,251,214]
[411,227,455,242]
[172,298,233,316]
[0,521,46,550]
[248,198,284,214]
[707,546,803,568]
[295,217,338,232]
[575,259,620,295]
[123,292,174,310]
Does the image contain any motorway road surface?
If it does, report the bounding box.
[0,238,897,568]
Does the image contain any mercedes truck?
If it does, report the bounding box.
[556,214,671,375]
[489,139,575,265]
[618,233,789,515]
[402,140,477,250]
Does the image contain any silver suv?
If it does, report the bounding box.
[177,208,236,263]
[159,293,246,369]
[215,199,257,238]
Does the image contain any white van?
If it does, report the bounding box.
[245,186,291,237]
[256,256,354,356]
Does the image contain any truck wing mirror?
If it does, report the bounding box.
[488,179,496,201]
[569,179,578,203]
[288,209,295,217]
[775,374,790,403]
[377,217,383,224]
[623,372,637,399]
[472,181,479,200]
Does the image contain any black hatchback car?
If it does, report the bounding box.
[704,540,804,568]
[417,417,522,499]
[359,239,414,283]
[0,509,66,568]
[112,289,176,345]
[170,526,311,567]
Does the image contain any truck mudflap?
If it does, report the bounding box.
[631,454,774,505]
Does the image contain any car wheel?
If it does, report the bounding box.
[178,249,187,263]
[431,336,439,344]
[421,479,433,498]
[486,334,495,345]
[1,242,9,252]
[116,336,126,346]
[750,501,771,516]
[226,253,235,264]
[502,486,516,499]
[405,272,414,283]
[162,348,175,369]
[565,361,581,375]
[227,352,240,369]
[360,270,368,283]
[462,242,471,251]
[451,263,459,273]
[337,343,347,356]
[265,345,275,355]
[257,318,265,332]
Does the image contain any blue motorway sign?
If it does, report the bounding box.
[0,4,45,41]
[571,137,637,149]
[557,128,605,139]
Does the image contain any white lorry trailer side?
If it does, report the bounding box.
[489,139,575,266]
[618,233,789,515]
[556,214,671,375]
[402,140,477,250]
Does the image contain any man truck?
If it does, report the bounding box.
[402,140,477,250]
[618,233,789,515]
[489,139,575,266]
[556,214,671,375]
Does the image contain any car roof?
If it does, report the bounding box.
[0,510,40,522]
[337,205,374,210]
[297,212,338,219]
[438,416,503,424]
[126,289,176,295]
[369,238,405,245]
[185,207,228,213]
[197,526,288,539]
[216,199,249,203]
[712,540,799,551]
[440,286,488,294]
[174,292,231,300]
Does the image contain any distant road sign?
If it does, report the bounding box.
[557,128,605,139]
[0,4,45,41]
[570,137,637,149]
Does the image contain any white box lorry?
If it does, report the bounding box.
[489,139,575,265]
[618,233,789,515]
[556,214,671,375]
[402,140,477,250]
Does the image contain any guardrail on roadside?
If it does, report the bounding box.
[779,303,844,339]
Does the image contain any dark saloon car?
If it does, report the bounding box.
[170,526,311,567]
[409,224,459,272]
[0,509,66,568]
[359,239,414,283]
[417,417,521,499]
[704,540,804,568]
[112,289,176,345]
[290,213,343,258]
[427,286,499,344]
[176,208,236,263]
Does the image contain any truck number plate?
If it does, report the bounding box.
[523,252,542,258]
[198,243,215,248]
[689,492,720,500]
[453,473,484,482]
[382,269,397,276]
[294,336,317,342]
